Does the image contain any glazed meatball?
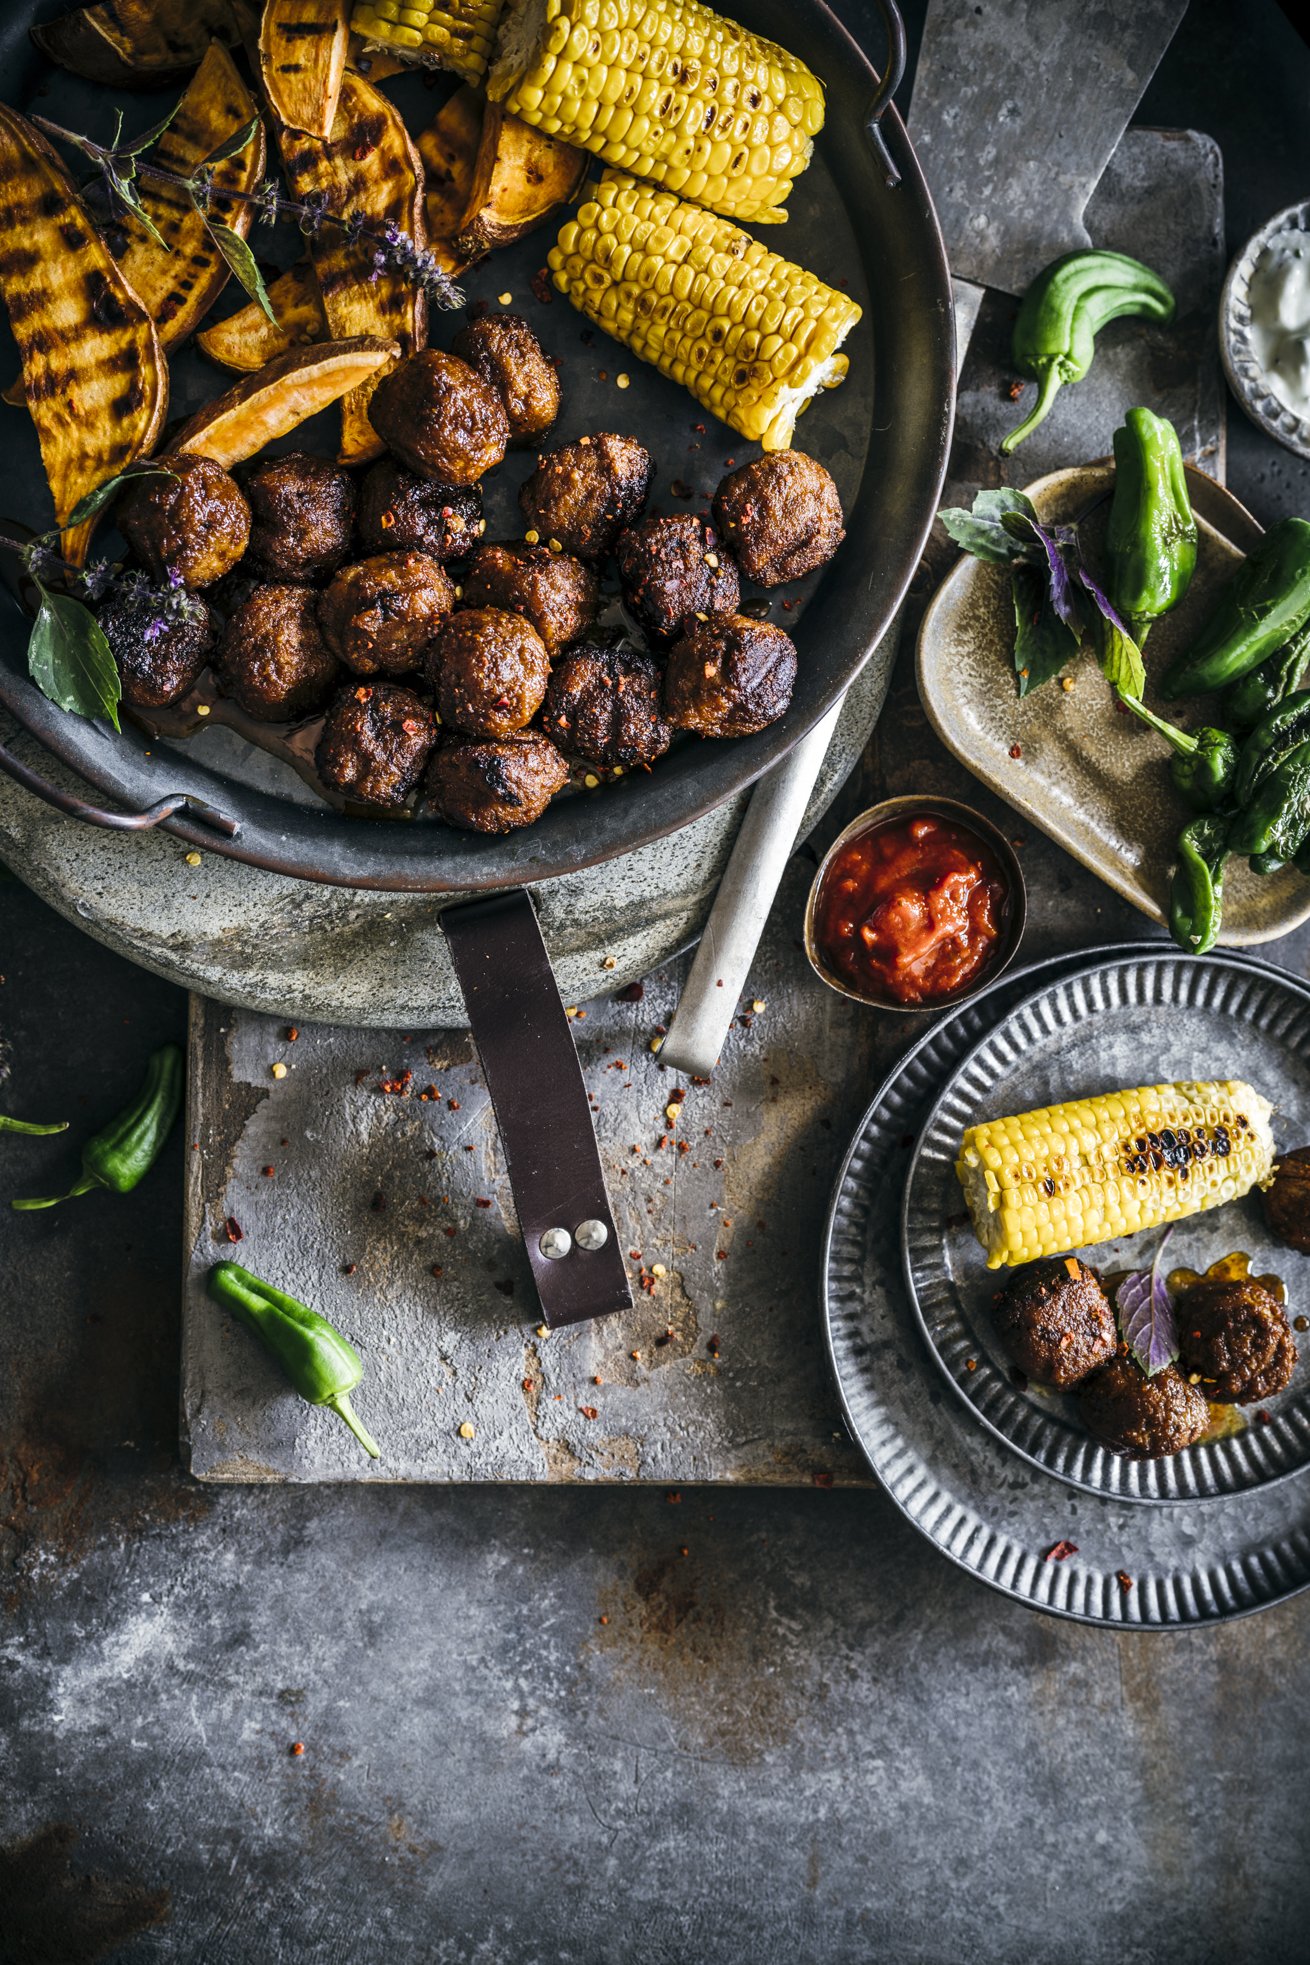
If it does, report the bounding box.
[318,552,455,678]
[118,452,251,589]
[244,452,355,583]
[460,542,598,656]
[1075,1354,1211,1459]
[428,608,549,738]
[712,451,845,587]
[1177,1278,1298,1404]
[315,682,437,809]
[664,614,798,738]
[1264,1145,1310,1253]
[519,433,653,560]
[452,313,559,445]
[426,733,568,833]
[541,635,672,769]
[617,514,740,646]
[97,580,216,709]
[214,584,339,722]
[356,458,485,560]
[369,351,508,485]
[991,1257,1118,1390]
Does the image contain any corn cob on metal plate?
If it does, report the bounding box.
[901,952,1310,1505]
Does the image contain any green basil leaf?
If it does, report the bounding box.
[939,487,1041,564]
[207,221,277,323]
[28,589,122,731]
[110,167,172,253]
[120,100,181,158]
[1011,563,1075,697]
[65,462,173,530]
[1099,619,1147,701]
[201,115,262,167]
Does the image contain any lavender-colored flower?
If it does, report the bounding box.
[190,165,214,214]
[377,222,464,310]
[77,557,120,602]
[250,177,283,227]
[297,189,330,237]
[22,539,64,585]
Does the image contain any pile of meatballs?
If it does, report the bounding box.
[99,311,846,834]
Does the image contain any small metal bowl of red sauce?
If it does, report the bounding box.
[803,796,1026,1012]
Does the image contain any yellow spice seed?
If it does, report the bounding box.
[271,1062,288,1080]
[458,1421,475,1439]
[185,852,202,867]
[196,703,211,717]
[616,373,630,388]
[498,291,512,305]
[651,1262,667,1278]
[650,1035,664,1054]
[547,537,562,553]
[584,773,600,788]
[524,528,540,544]
[536,1324,550,1338]
[602,956,617,970]
[752,999,766,1013]
[1061,676,1075,692]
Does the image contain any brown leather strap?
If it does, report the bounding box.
[442,891,631,1327]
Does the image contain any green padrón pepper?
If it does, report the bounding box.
[209,1261,381,1459]
[1228,738,1310,862]
[1000,250,1175,455]
[1222,621,1310,729]
[12,1043,181,1210]
[1169,812,1230,956]
[1118,695,1238,810]
[1161,517,1310,699]
[1104,407,1196,639]
[1233,688,1310,808]
[0,1114,67,1135]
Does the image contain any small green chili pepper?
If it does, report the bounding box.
[1249,852,1286,876]
[1104,407,1197,640]
[209,1261,380,1459]
[1169,812,1230,956]
[1233,687,1310,808]
[11,1043,181,1210]
[0,1114,68,1135]
[1161,517,1310,700]
[1118,695,1238,810]
[1000,250,1175,455]
[1222,621,1310,730]
[1228,738,1310,862]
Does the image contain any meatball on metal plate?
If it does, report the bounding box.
[460,542,599,657]
[369,350,509,485]
[429,608,550,738]
[319,552,455,678]
[519,433,653,560]
[1178,1279,1297,1404]
[215,584,339,722]
[664,614,798,738]
[1075,1354,1211,1458]
[542,636,672,769]
[453,313,559,445]
[98,581,216,709]
[118,452,251,589]
[617,513,740,646]
[427,733,568,833]
[1264,1145,1310,1254]
[316,682,437,809]
[244,452,356,583]
[991,1257,1117,1390]
[356,458,485,560]
[712,451,845,587]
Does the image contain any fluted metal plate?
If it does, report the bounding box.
[824,944,1310,1627]
[903,952,1310,1502]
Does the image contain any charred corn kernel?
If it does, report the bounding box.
[956,1081,1276,1269]
[548,172,860,449]
[489,0,823,223]
[351,0,506,82]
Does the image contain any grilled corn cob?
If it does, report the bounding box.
[350,0,506,82]
[488,0,823,223]
[956,1081,1276,1270]
[549,173,860,449]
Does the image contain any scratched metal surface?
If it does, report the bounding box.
[3,2,1310,1960]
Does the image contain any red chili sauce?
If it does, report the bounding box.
[814,813,1010,1006]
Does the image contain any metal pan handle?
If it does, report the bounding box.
[0,733,238,836]
[864,0,908,188]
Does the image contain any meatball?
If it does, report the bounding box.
[617,513,740,646]
[519,433,653,560]
[243,451,355,583]
[541,635,672,769]
[452,313,559,445]
[1177,1278,1297,1404]
[369,350,508,484]
[356,458,484,560]
[315,682,437,809]
[118,452,251,589]
[214,584,339,722]
[460,542,598,657]
[318,552,455,678]
[429,608,549,738]
[712,451,845,587]
[1264,1145,1310,1253]
[427,733,568,833]
[990,1257,1117,1390]
[1075,1354,1211,1458]
[97,580,216,710]
[664,614,797,738]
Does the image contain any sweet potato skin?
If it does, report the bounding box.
[258,0,350,141]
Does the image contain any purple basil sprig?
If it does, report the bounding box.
[1115,1227,1179,1377]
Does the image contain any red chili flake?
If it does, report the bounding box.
[378,1068,413,1095]
[678,1546,689,1557]
[615,981,644,1002]
[401,718,420,735]
[666,1490,682,1503]
[812,1471,834,1489]
[1256,1409,1273,1425]
[629,1249,642,1260]
[261,1165,275,1178]
[965,1357,978,1372]
[286,1026,299,1042]
[1116,1571,1134,1594]
[431,1264,444,1278]
[1043,1540,1078,1562]
[448,1098,461,1111]
[475,1197,492,1209]
[290,1741,305,1757]
[522,1377,534,1392]
[591,1374,603,1386]
[713,1157,724,1169]
[222,1215,243,1243]
[715,1249,727,1261]
[343,1262,357,1275]
[370,1191,387,1213]
[1009,743,1023,760]
[444,1225,458,1238]
[530,267,553,304]
[598,1614,609,1625]
[579,1405,599,1420]
[707,1334,721,1357]
[1007,380,1024,401]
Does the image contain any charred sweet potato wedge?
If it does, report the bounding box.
[0,104,167,564]
[258,0,350,140]
[32,0,259,89]
[197,261,328,371]
[453,101,585,259]
[166,335,399,466]
[274,70,427,463]
[416,84,482,272]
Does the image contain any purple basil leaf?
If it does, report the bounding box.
[1115,1230,1179,1377]
[1001,511,1089,642]
[1011,564,1075,696]
[1074,557,1146,699]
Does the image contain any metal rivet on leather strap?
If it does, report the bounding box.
[540,1227,572,1260]
[575,1219,609,1251]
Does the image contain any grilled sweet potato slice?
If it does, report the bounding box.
[275,70,427,463]
[453,101,585,259]
[32,0,259,89]
[197,261,328,371]
[167,336,399,466]
[258,0,350,140]
[0,105,167,565]
[417,84,482,270]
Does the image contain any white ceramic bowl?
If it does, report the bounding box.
[1220,198,1310,461]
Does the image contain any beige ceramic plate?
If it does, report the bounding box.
[917,464,1310,945]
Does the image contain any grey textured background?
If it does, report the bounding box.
[4,2,1310,1961]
